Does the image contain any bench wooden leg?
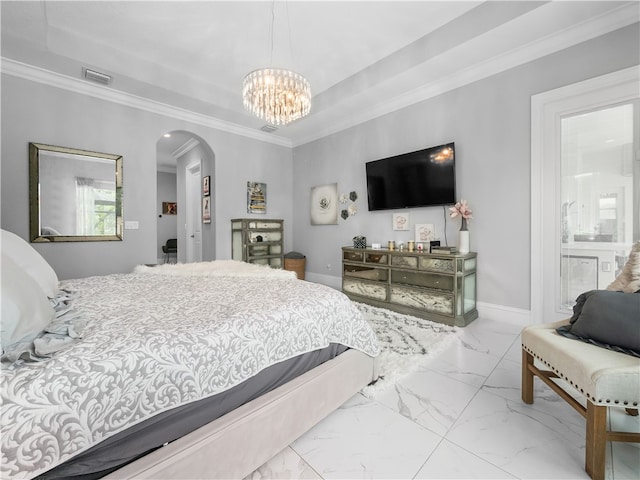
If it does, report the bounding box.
[585,400,607,480]
[522,349,534,404]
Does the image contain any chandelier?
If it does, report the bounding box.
[242,68,311,126]
[242,1,311,126]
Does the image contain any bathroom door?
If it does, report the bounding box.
[558,103,637,313]
[531,67,639,323]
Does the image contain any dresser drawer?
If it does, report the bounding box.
[419,257,455,273]
[391,255,418,269]
[247,221,282,229]
[343,278,388,301]
[249,230,282,243]
[251,257,282,268]
[343,250,364,262]
[365,252,388,264]
[390,285,453,315]
[391,269,453,291]
[343,264,388,282]
[248,243,281,256]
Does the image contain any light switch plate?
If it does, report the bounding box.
[125,221,139,230]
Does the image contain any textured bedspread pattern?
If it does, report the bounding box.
[1,265,379,479]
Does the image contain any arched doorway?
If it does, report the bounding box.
[156,130,216,263]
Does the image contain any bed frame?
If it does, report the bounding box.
[104,349,377,479]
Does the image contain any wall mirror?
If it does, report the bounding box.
[29,143,123,242]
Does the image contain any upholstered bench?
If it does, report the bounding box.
[522,320,640,480]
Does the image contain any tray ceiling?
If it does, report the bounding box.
[2,1,638,148]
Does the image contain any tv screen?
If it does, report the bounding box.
[366,142,456,211]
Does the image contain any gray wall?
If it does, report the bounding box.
[157,171,177,261]
[292,24,639,310]
[1,75,294,280]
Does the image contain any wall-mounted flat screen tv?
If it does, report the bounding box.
[366,142,456,211]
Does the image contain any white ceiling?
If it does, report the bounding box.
[2,1,638,169]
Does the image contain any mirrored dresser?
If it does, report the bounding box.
[342,246,478,326]
[231,219,284,268]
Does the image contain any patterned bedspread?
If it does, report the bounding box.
[0,266,379,479]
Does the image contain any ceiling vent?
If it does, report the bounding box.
[82,67,112,85]
[260,124,278,133]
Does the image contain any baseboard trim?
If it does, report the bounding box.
[305,272,341,290]
[477,301,531,326]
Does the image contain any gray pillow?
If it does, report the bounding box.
[557,290,640,357]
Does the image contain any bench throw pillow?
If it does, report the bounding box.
[607,241,640,293]
[557,290,640,357]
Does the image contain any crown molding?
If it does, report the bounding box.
[2,3,636,150]
[291,3,639,147]
[172,138,200,159]
[0,58,293,148]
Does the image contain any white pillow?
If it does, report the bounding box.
[1,229,59,297]
[1,255,55,353]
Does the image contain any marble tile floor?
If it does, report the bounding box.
[248,316,640,480]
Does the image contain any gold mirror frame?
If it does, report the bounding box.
[29,143,123,242]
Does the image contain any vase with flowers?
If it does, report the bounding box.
[449,199,473,254]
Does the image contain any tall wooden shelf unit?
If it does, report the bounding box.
[231,219,284,268]
[342,246,478,327]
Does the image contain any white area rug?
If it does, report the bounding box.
[355,302,461,397]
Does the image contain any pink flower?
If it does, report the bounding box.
[449,200,473,220]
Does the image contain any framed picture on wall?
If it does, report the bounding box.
[162,202,177,215]
[392,212,409,231]
[415,223,435,242]
[247,181,266,214]
[203,176,210,196]
[202,197,211,224]
[310,183,338,225]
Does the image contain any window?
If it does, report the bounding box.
[76,177,116,236]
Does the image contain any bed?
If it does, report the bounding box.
[0,230,380,479]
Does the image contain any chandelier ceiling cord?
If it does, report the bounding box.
[242,1,311,126]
